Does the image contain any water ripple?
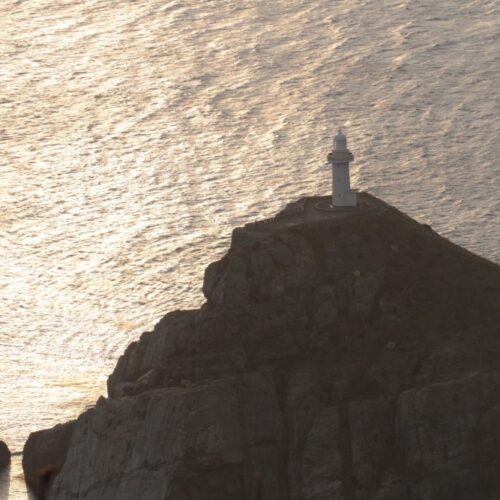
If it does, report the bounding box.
[0,0,499,497]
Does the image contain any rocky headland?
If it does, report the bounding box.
[24,193,500,499]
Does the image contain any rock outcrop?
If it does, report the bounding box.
[25,194,500,499]
[0,441,10,469]
[23,421,75,499]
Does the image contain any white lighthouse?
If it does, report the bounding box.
[327,130,357,207]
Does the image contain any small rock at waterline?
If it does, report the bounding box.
[0,440,11,468]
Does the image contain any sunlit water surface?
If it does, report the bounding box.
[0,0,498,497]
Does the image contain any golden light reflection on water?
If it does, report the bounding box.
[1,0,499,498]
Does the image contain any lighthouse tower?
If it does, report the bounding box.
[327,130,357,207]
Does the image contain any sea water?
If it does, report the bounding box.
[0,0,498,497]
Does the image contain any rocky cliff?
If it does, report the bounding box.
[25,193,500,500]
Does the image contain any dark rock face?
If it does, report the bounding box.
[29,194,500,500]
[22,421,75,499]
[0,441,10,469]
